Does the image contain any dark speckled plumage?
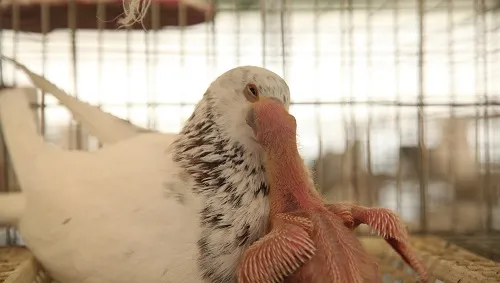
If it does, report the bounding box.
[170,66,291,283]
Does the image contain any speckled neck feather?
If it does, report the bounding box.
[171,90,270,283]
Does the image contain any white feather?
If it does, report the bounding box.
[0,89,203,282]
[0,193,25,225]
[2,55,154,146]
[0,65,293,283]
[0,57,171,225]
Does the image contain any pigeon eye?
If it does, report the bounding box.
[244,83,259,102]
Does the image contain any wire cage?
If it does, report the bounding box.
[0,0,499,282]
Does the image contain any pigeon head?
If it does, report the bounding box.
[204,66,291,151]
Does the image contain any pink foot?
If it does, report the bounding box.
[325,203,429,282]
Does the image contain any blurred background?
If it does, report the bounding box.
[0,0,498,261]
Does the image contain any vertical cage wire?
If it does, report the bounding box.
[473,0,489,233]
[149,0,160,130]
[178,0,186,128]
[313,0,324,197]
[446,0,459,234]
[259,0,286,74]
[417,0,429,233]
[233,0,241,66]
[2,0,19,246]
[365,0,374,208]
[95,0,105,150]
[125,21,132,131]
[479,0,492,232]
[69,0,81,150]
[393,0,404,218]
[474,0,483,234]
[279,0,287,78]
[260,0,267,68]
[1,0,500,250]
[473,2,482,236]
[143,9,151,130]
[40,3,49,136]
[339,0,349,202]
[494,3,500,217]
[347,0,358,204]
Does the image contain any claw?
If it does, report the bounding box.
[326,203,429,282]
[237,213,316,283]
[385,237,429,283]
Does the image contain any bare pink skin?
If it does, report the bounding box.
[326,203,429,282]
[237,97,428,283]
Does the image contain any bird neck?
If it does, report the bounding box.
[264,143,321,215]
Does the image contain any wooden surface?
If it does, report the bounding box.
[1,236,500,283]
[442,234,500,262]
[362,236,500,283]
[0,247,31,283]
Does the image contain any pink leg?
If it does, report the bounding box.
[325,202,355,229]
[325,203,429,282]
[237,214,316,283]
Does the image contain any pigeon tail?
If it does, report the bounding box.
[0,193,24,225]
[1,55,151,146]
[0,88,51,181]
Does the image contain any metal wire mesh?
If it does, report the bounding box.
[0,0,498,248]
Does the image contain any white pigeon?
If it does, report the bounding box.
[0,56,155,227]
[0,65,291,283]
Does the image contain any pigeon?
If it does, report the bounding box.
[0,56,156,223]
[0,65,291,283]
[238,97,428,283]
[238,97,378,283]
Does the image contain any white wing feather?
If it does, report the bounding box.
[0,89,205,283]
[2,55,162,146]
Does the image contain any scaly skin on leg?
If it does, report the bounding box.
[325,203,429,282]
[237,213,316,283]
